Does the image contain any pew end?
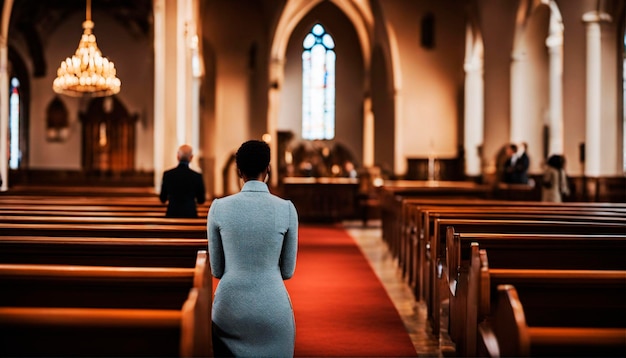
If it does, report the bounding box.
[478,284,531,357]
[480,285,626,357]
[180,288,213,357]
[194,250,211,289]
[0,286,212,357]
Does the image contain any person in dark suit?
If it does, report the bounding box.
[159,144,206,217]
[503,142,530,184]
[502,143,518,183]
[514,142,530,184]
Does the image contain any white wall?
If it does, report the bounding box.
[379,0,466,174]
[30,10,153,170]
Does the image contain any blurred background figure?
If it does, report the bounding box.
[541,154,570,202]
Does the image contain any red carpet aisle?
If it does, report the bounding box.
[285,224,418,357]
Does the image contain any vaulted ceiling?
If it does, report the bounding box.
[3,0,152,77]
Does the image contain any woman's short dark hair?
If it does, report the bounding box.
[236,140,271,178]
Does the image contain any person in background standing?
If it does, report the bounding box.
[502,143,518,184]
[503,142,530,184]
[514,142,530,184]
[541,154,570,202]
[160,144,206,218]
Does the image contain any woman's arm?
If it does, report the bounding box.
[207,200,225,278]
[280,201,299,280]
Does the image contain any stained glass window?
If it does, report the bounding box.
[302,23,335,140]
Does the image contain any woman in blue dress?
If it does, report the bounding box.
[208,140,299,357]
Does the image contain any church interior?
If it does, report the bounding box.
[0,0,625,356]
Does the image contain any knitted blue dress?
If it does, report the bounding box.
[208,181,298,357]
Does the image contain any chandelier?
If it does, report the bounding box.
[52,0,121,97]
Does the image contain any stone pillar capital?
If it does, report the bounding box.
[582,11,612,25]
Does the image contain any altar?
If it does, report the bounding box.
[281,177,360,222]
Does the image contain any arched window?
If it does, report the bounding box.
[9,77,21,169]
[302,23,335,140]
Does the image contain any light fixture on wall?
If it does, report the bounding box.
[52,0,121,97]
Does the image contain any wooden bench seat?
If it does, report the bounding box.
[0,250,210,309]
[405,205,626,297]
[0,196,210,216]
[0,196,168,206]
[0,223,207,238]
[0,264,195,309]
[424,211,626,291]
[0,236,207,267]
[427,218,626,336]
[381,195,626,257]
[0,209,208,217]
[391,199,626,283]
[451,242,626,355]
[479,285,626,357]
[0,215,205,225]
[0,287,211,357]
[391,198,626,250]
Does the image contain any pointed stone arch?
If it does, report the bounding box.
[511,0,564,173]
[267,0,374,183]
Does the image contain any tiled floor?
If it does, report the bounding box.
[344,220,444,357]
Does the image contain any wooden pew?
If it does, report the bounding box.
[0,236,207,267]
[381,191,626,259]
[0,251,212,356]
[0,192,213,355]
[0,196,210,215]
[379,182,492,259]
[421,209,626,298]
[0,215,205,226]
[447,235,626,355]
[0,208,208,218]
[478,285,626,357]
[0,196,169,206]
[0,250,211,309]
[427,218,626,336]
[0,185,158,197]
[395,199,626,289]
[0,222,206,238]
[406,204,626,298]
[0,287,212,357]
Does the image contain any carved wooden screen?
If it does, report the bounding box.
[80,96,138,173]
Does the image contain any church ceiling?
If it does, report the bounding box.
[3,0,151,77]
[6,0,152,39]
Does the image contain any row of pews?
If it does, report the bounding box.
[0,189,212,357]
[379,182,626,357]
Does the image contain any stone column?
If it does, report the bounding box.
[267,58,285,187]
[154,0,201,193]
[0,0,13,191]
[582,11,612,177]
[546,23,563,156]
[362,96,374,167]
[0,35,8,191]
[510,52,531,144]
[463,59,484,177]
[153,0,181,193]
[394,89,405,175]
